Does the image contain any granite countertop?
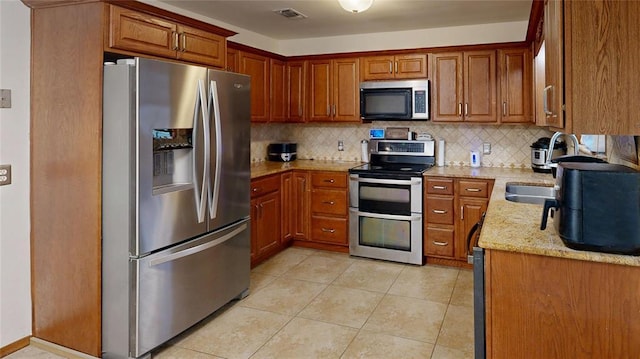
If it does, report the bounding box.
[251,159,360,178]
[251,160,640,267]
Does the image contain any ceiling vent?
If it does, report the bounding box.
[274,8,308,20]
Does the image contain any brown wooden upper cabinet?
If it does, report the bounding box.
[226,48,239,72]
[498,48,533,124]
[287,61,307,122]
[239,51,270,123]
[270,59,287,123]
[107,5,226,68]
[308,58,360,122]
[361,54,428,80]
[430,51,497,123]
[542,0,640,134]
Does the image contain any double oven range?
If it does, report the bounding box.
[349,139,435,265]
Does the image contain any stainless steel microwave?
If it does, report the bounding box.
[360,80,430,121]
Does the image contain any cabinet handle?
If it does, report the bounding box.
[502,102,507,116]
[252,187,261,193]
[332,104,336,116]
[324,179,335,183]
[322,201,335,205]
[172,31,179,51]
[327,105,330,116]
[395,61,398,73]
[432,209,447,214]
[461,206,464,220]
[458,103,463,117]
[464,103,469,116]
[389,62,393,74]
[543,85,554,116]
[321,228,336,233]
[180,33,186,52]
[433,185,447,190]
[433,241,449,246]
[465,188,482,192]
[299,104,302,117]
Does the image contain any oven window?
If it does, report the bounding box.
[359,216,411,251]
[359,184,411,215]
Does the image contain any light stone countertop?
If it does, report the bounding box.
[250,160,640,267]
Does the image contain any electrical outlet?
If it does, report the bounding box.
[0,89,11,109]
[0,164,11,186]
[338,140,344,151]
[483,142,491,155]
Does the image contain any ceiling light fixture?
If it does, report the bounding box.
[338,0,374,13]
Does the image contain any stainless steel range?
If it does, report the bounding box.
[348,139,435,265]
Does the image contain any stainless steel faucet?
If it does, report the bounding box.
[546,131,579,166]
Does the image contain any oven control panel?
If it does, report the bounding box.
[370,139,435,156]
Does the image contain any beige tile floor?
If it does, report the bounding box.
[7,247,474,359]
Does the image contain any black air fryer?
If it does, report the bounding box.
[268,142,297,162]
[541,162,640,255]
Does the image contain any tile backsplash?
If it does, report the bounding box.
[252,122,554,168]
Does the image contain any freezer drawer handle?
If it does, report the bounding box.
[148,223,248,267]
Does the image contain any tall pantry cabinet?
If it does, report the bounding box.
[21,1,234,356]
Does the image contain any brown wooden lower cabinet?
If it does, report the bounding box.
[424,176,493,267]
[250,174,282,265]
[485,250,640,358]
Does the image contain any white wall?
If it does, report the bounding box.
[0,0,32,348]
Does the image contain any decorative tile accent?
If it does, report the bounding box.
[251,122,554,168]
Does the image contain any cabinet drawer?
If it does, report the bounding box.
[426,197,455,224]
[311,189,347,216]
[311,172,347,189]
[251,174,280,199]
[426,178,454,195]
[311,216,348,245]
[425,226,455,257]
[459,180,489,198]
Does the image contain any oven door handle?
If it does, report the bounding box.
[349,175,421,186]
[349,208,421,221]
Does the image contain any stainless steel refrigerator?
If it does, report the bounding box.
[102,58,251,358]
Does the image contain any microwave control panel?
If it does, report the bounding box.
[414,90,426,114]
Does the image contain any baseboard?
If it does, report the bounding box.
[0,336,30,358]
[30,338,99,359]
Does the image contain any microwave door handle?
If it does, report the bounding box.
[192,80,208,223]
[208,80,222,220]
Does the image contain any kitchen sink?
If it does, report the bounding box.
[505,182,555,205]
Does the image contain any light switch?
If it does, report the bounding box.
[0,89,11,109]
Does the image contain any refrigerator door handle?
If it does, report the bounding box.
[207,80,222,220]
[148,222,248,267]
[192,79,209,223]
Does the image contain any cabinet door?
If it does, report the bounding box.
[430,52,464,122]
[240,51,270,123]
[226,48,239,72]
[499,48,532,123]
[176,24,225,68]
[108,5,177,58]
[270,59,287,122]
[361,56,395,81]
[456,197,488,260]
[308,60,332,122]
[281,172,293,244]
[544,0,564,128]
[287,61,306,122]
[395,54,428,79]
[464,50,497,123]
[293,171,310,240]
[254,191,281,257]
[333,58,360,122]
